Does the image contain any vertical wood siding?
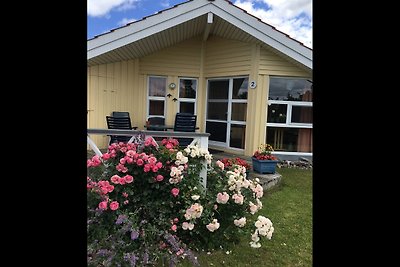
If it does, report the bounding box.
[204,36,252,77]
[259,47,311,77]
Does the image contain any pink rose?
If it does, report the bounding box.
[171,188,180,197]
[156,175,164,182]
[173,218,179,223]
[118,177,126,185]
[107,185,114,193]
[124,175,134,183]
[110,175,120,184]
[122,192,128,198]
[102,153,110,160]
[136,159,144,166]
[98,201,108,210]
[109,201,119,211]
[171,224,177,232]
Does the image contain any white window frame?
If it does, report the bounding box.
[266,77,312,156]
[147,75,167,119]
[267,100,313,129]
[178,77,198,115]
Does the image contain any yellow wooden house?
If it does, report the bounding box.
[87,0,312,160]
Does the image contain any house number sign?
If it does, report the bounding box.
[249,80,257,89]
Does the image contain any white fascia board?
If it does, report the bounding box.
[88,0,312,69]
[88,1,209,59]
[212,1,312,69]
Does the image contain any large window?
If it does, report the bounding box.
[266,77,312,153]
[147,76,167,118]
[178,78,197,114]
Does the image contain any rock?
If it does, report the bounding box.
[249,172,282,191]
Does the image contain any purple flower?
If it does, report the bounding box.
[124,253,138,266]
[130,229,139,240]
[115,214,128,225]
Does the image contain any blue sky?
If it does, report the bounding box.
[88,0,312,48]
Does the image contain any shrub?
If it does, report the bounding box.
[87,138,273,266]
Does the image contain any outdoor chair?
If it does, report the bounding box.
[173,113,197,147]
[147,117,166,131]
[112,111,130,118]
[106,116,138,144]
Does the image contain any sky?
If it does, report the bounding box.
[87,0,312,48]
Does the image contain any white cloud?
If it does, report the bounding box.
[233,0,312,48]
[118,17,137,26]
[160,0,170,8]
[88,0,141,17]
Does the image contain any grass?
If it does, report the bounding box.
[178,168,313,267]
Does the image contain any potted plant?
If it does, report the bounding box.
[252,144,280,174]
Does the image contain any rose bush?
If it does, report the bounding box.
[87,137,273,266]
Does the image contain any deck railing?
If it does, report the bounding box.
[87,129,210,189]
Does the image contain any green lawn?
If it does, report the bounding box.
[178,168,313,267]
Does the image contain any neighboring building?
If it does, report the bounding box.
[87,0,312,159]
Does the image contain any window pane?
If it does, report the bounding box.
[232,78,248,99]
[231,103,247,121]
[207,102,228,120]
[230,124,246,149]
[180,102,195,114]
[291,106,313,123]
[149,77,166,97]
[269,77,312,102]
[208,80,229,99]
[267,104,287,123]
[149,100,164,115]
[266,127,312,153]
[179,79,197,99]
[206,122,227,143]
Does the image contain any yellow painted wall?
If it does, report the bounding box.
[259,47,311,77]
[87,59,141,149]
[204,36,252,77]
[87,35,312,154]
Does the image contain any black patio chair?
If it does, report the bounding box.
[112,111,130,118]
[106,116,138,144]
[147,117,166,131]
[173,113,197,147]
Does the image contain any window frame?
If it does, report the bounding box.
[147,75,167,118]
[178,77,198,115]
[266,76,313,156]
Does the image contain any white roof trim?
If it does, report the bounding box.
[88,0,312,69]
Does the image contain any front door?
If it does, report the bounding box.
[206,77,248,150]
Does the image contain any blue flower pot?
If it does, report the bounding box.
[251,157,279,174]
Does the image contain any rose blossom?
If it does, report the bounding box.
[109,201,119,210]
[98,201,108,210]
[124,175,134,183]
[110,175,120,184]
[156,175,164,182]
[216,192,229,204]
[182,222,195,230]
[171,188,180,197]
